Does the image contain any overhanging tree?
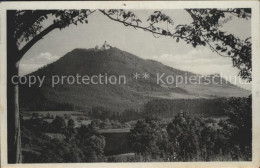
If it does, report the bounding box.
[7,8,251,163]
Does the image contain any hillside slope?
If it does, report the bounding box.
[20,47,250,111]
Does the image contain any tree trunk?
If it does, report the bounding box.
[7,62,22,164]
[7,53,22,163]
[7,12,22,161]
[7,10,22,163]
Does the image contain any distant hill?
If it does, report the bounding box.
[20,47,250,112]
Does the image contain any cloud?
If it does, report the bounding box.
[148,47,233,75]
[147,48,251,90]
[19,52,61,76]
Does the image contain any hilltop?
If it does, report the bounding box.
[20,47,250,112]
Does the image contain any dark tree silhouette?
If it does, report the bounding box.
[51,116,66,133]
[128,116,169,160]
[223,96,252,152]
[77,125,106,162]
[68,118,75,128]
[100,9,251,81]
[7,8,251,163]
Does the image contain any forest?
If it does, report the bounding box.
[21,96,252,162]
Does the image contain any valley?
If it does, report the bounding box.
[20,47,252,162]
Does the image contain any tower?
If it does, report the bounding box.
[101,41,111,50]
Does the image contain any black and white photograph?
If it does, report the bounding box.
[0,1,260,167]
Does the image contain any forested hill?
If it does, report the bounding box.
[20,47,250,112]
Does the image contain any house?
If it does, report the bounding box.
[94,41,112,51]
[100,41,111,50]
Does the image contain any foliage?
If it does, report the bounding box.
[11,8,252,163]
[90,118,130,129]
[128,96,252,162]
[21,96,252,162]
[10,8,251,79]
[100,8,251,81]
[10,10,95,56]
[21,116,107,163]
[51,116,66,133]
[183,9,252,81]
[143,98,228,118]
[128,115,169,160]
[89,106,142,122]
[20,84,76,111]
[21,117,50,133]
[68,118,75,128]
[40,138,84,163]
[166,115,227,161]
[219,95,252,159]
[77,125,106,162]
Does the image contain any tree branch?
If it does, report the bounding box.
[18,23,58,60]
[15,11,55,42]
[201,35,230,57]
[99,10,178,38]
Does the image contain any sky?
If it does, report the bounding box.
[19,9,251,89]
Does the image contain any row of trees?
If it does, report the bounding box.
[90,119,130,129]
[143,98,228,118]
[22,116,75,133]
[21,117,106,163]
[21,96,251,162]
[89,106,141,122]
[8,8,251,162]
[88,98,229,123]
[128,96,252,161]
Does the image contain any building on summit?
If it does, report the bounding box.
[95,41,111,51]
[101,41,111,50]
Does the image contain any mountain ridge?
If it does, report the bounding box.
[20,47,250,112]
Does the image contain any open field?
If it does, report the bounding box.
[99,128,131,133]
[21,110,86,116]
[21,111,91,127]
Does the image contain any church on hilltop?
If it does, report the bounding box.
[95,41,111,51]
